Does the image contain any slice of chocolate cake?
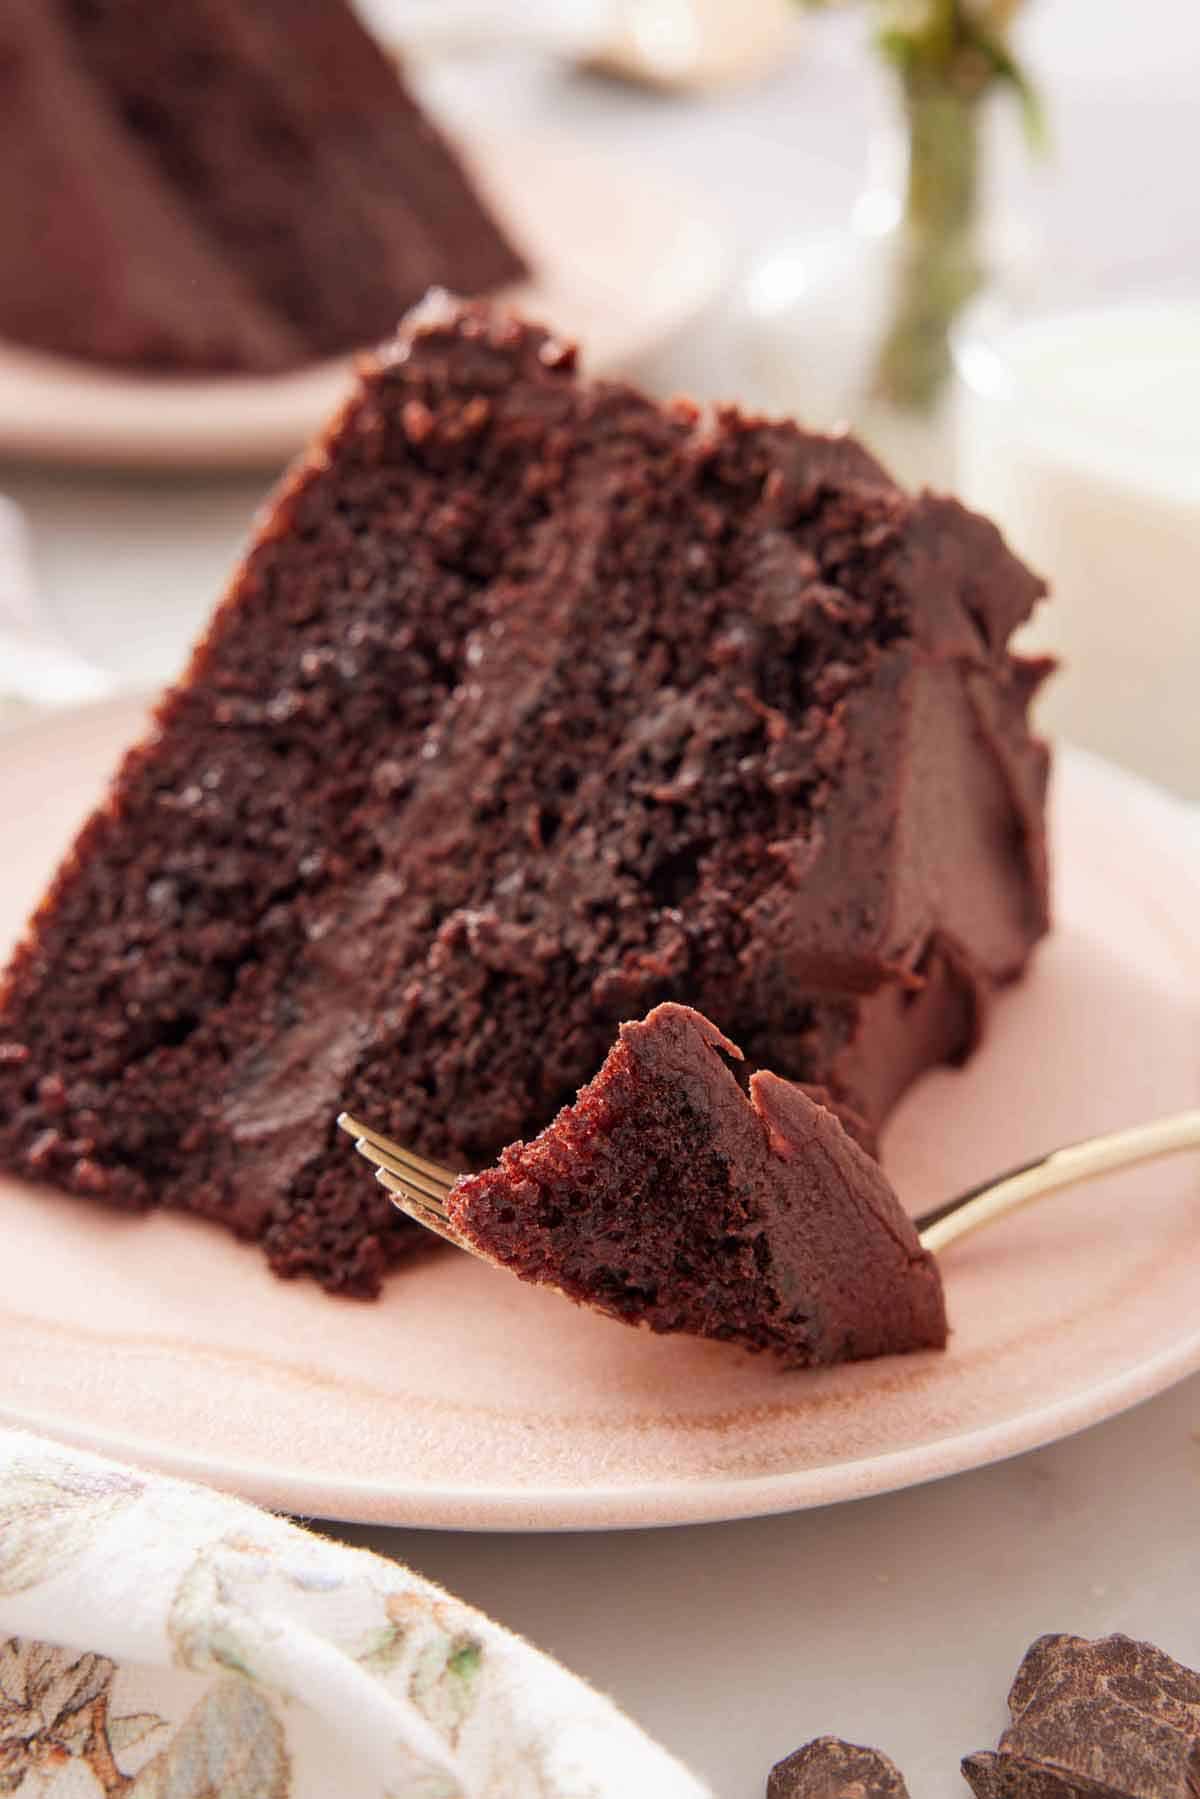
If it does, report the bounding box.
[61,0,528,363]
[0,0,526,373]
[0,298,1050,1296]
[444,1004,946,1366]
[0,0,300,372]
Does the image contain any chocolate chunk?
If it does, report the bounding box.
[0,0,526,373]
[962,1633,1200,1799]
[768,1735,911,1798]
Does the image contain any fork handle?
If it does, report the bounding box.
[918,1108,1200,1256]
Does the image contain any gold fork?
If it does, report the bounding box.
[337,1106,1200,1260]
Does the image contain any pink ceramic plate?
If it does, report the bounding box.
[0,131,726,469]
[1,698,1197,1529]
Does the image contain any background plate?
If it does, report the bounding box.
[0,130,727,469]
[1,699,1197,1528]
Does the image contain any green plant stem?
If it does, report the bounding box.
[800,0,1039,414]
[871,68,984,411]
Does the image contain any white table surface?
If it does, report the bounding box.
[2,6,1198,1794]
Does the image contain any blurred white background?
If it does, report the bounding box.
[5,0,1198,784]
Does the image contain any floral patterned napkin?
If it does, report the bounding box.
[0,1429,710,1799]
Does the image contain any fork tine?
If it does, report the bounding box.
[337,1112,458,1187]
[338,1107,686,1314]
[341,1118,567,1290]
[336,1109,486,1257]
[373,1167,471,1251]
[370,1137,459,1189]
[378,1178,448,1230]
[352,1139,452,1208]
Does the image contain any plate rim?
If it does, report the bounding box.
[1,716,1197,1530]
[7,1319,1200,1531]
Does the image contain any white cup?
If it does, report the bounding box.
[953,300,1200,799]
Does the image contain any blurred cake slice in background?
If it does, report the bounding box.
[0,0,302,373]
[0,0,527,375]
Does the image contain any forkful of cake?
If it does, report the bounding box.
[339,1003,1200,1370]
